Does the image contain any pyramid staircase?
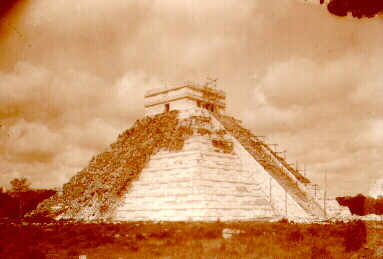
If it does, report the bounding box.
[212,112,326,217]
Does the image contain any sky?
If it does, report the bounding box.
[0,0,382,197]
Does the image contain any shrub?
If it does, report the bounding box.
[343,220,367,252]
[307,226,320,237]
[288,230,304,243]
[204,229,220,239]
[336,194,366,215]
[311,246,333,259]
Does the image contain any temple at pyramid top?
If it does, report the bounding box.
[144,83,226,116]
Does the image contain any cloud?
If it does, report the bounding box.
[3,119,62,162]
[0,61,159,188]
[0,62,158,123]
[242,52,383,195]
[258,57,364,109]
[369,177,383,198]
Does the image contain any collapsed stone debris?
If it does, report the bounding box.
[35,110,196,220]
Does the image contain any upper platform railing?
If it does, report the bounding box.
[144,83,226,99]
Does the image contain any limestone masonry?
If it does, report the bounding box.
[35,83,350,221]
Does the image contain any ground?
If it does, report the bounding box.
[1,220,382,258]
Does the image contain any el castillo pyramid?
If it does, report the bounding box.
[34,83,350,222]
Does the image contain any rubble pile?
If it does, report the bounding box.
[190,115,211,128]
[197,128,212,136]
[211,138,234,154]
[210,128,233,153]
[192,117,233,154]
[34,110,194,220]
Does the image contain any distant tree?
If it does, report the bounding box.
[0,191,18,218]
[0,188,57,219]
[336,194,383,216]
[336,194,366,215]
[375,198,383,215]
[9,177,32,218]
[17,189,57,217]
[327,0,383,19]
[10,177,31,193]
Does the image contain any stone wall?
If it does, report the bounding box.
[145,98,198,117]
[209,115,309,219]
[145,104,166,116]
[113,124,276,221]
[145,86,225,109]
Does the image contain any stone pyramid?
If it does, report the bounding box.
[35,83,349,221]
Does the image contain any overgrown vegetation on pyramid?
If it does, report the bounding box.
[34,110,234,220]
[35,110,198,219]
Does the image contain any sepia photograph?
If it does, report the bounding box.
[0,0,382,258]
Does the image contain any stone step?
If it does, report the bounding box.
[119,200,271,211]
[213,113,325,217]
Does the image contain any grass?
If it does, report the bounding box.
[0,220,382,258]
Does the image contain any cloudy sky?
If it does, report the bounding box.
[0,0,382,197]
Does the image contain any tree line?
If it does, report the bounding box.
[336,194,383,216]
[0,177,56,219]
